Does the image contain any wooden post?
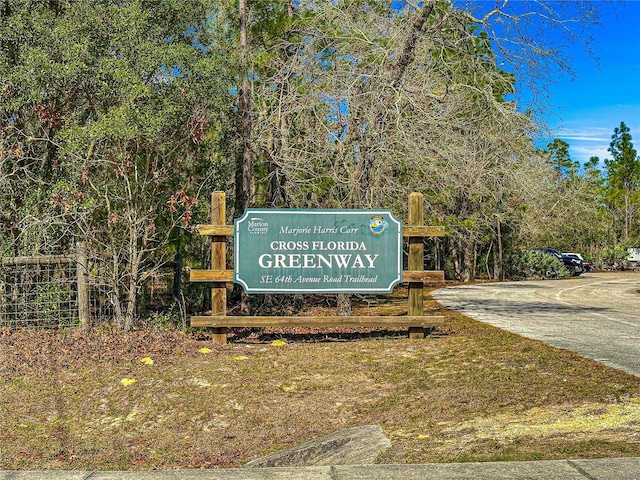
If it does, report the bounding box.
[408,192,425,339]
[210,192,228,344]
[76,242,90,330]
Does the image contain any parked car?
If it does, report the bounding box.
[532,248,585,276]
[563,252,591,273]
[628,248,640,270]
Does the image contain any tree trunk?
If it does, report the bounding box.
[358,1,436,205]
[235,0,251,214]
[233,0,252,314]
[496,216,503,280]
[449,237,462,281]
[624,191,630,241]
[336,294,352,317]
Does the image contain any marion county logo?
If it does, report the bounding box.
[369,215,388,236]
[247,217,269,234]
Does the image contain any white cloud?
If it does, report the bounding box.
[570,144,610,164]
[554,126,610,142]
[551,126,613,163]
[561,135,608,142]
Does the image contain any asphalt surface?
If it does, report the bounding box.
[432,271,640,377]
[1,457,639,479]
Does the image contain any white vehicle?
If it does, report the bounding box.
[628,248,640,263]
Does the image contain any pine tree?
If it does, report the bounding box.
[605,122,640,241]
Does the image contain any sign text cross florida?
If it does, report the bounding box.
[234,209,403,294]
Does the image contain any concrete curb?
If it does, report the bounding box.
[1,457,639,479]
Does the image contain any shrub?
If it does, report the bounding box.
[597,245,631,271]
[509,250,569,280]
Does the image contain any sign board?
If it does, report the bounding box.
[234,209,403,293]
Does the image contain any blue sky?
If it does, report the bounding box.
[542,1,640,166]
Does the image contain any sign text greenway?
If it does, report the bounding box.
[234,209,402,293]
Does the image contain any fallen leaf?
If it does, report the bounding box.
[278,383,298,393]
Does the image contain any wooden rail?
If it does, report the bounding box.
[190,192,446,344]
[1,255,76,266]
[190,315,444,328]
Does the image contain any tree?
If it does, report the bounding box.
[548,138,579,179]
[605,122,640,241]
[0,0,234,328]
[520,144,612,256]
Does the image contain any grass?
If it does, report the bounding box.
[1,289,639,470]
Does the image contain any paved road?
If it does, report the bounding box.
[432,272,640,377]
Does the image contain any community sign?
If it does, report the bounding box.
[234,209,403,293]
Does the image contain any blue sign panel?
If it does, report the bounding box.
[234,209,403,293]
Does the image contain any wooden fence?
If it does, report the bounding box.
[189,192,446,344]
[0,244,90,329]
[1,246,182,330]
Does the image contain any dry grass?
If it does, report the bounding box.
[1,290,639,470]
